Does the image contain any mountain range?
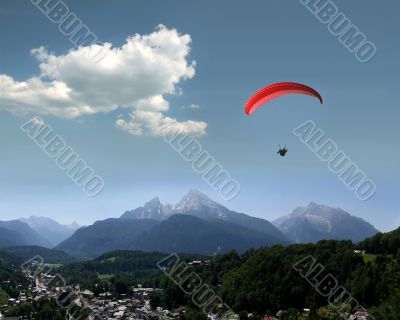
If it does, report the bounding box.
[19,216,81,247]
[0,190,381,260]
[0,217,81,249]
[56,190,289,259]
[0,220,50,248]
[55,190,379,259]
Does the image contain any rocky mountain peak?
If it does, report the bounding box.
[144,196,162,209]
[291,202,350,219]
[120,196,166,220]
[174,189,218,211]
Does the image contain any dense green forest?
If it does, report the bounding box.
[0,251,27,301]
[360,227,400,255]
[154,228,400,319]
[2,227,400,319]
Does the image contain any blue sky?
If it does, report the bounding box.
[0,0,398,231]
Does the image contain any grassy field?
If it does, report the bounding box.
[101,257,117,263]
[362,253,377,264]
[98,273,114,281]
[43,263,63,268]
[0,289,9,305]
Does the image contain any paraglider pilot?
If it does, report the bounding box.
[277,145,288,157]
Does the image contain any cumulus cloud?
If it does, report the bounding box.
[0,25,207,137]
[116,111,207,137]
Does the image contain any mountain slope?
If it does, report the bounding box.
[273,216,330,243]
[0,226,27,248]
[273,202,379,243]
[1,245,77,264]
[55,218,158,259]
[19,216,81,247]
[0,220,51,248]
[59,250,206,279]
[135,215,284,255]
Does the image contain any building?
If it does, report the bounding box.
[350,309,368,320]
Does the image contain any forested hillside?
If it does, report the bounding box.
[154,240,400,319]
[360,227,400,255]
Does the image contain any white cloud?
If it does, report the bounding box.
[31,116,45,127]
[116,111,207,137]
[182,103,201,109]
[0,25,207,137]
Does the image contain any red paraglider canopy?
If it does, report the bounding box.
[244,82,323,115]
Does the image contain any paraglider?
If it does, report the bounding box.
[277,145,288,157]
[244,82,323,115]
[244,82,323,158]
